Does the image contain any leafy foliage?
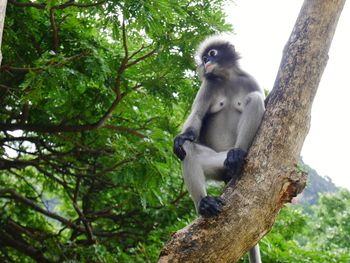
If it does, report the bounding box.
[253,191,350,263]
[1,1,349,263]
[0,0,230,262]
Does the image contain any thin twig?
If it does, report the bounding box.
[125,49,157,69]
[128,45,146,60]
[72,177,95,243]
[115,21,129,97]
[103,125,146,138]
[56,0,106,9]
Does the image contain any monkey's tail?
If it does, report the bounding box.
[248,244,262,263]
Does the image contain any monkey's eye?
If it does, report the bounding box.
[208,49,218,57]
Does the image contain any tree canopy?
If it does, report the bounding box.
[0,0,230,261]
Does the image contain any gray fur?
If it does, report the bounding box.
[175,36,265,263]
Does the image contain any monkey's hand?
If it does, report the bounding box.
[224,148,247,176]
[198,196,225,217]
[173,130,196,160]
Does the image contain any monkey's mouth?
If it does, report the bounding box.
[204,63,221,80]
[205,63,215,73]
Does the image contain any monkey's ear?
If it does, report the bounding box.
[228,44,241,60]
[228,44,236,53]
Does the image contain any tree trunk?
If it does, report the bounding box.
[159,0,346,262]
[0,0,7,66]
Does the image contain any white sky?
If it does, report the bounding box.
[225,0,350,189]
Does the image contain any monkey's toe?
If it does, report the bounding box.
[198,196,225,218]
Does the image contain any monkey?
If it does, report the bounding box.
[173,36,265,263]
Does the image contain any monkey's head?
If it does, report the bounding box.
[195,36,240,81]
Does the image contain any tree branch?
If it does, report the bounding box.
[0,52,89,73]
[72,177,95,243]
[114,20,129,97]
[56,0,106,9]
[0,188,123,238]
[0,94,123,133]
[0,122,96,133]
[49,8,59,53]
[0,230,51,263]
[93,154,143,177]
[125,48,157,69]
[0,65,34,73]
[9,0,106,10]
[0,188,78,228]
[8,0,45,9]
[159,0,346,262]
[128,45,147,60]
[103,124,146,138]
[0,158,38,170]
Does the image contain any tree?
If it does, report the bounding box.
[0,0,231,262]
[159,0,346,262]
[0,0,7,65]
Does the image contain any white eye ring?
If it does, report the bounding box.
[208,49,218,57]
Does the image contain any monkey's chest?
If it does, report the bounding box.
[208,95,244,114]
[200,101,242,151]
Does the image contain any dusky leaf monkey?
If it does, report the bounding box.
[174,36,265,263]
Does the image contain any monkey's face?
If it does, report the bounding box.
[199,43,238,81]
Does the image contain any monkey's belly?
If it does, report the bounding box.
[199,112,239,152]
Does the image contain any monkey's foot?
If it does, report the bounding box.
[198,196,225,217]
[224,148,247,176]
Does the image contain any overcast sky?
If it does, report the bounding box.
[225,0,350,189]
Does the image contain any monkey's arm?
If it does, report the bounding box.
[174,87,212,160]
[181,86,212,137]
[235,91,265,151]
[225,90,265,176]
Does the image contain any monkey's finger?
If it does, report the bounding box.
[200,205,220,217]
[173,137,182,152]
[174,146,186,161]
[216,197,225,206]
[199,196,224,217]
[178,148,186,160]
[209,204,222,216]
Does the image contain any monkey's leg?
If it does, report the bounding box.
[182,141,226,217]
[182,141,207,212]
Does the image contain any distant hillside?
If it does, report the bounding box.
[297,160,339,205]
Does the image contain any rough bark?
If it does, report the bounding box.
[0,0,6,66]
[159,0,346,262]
